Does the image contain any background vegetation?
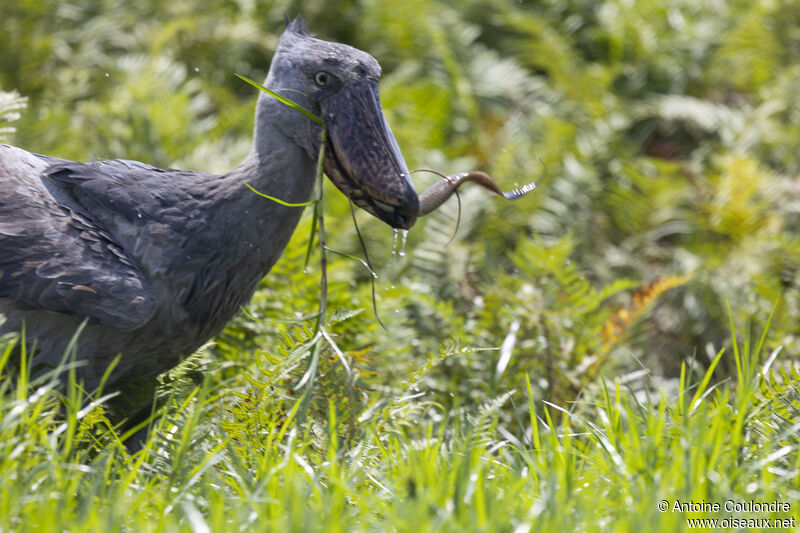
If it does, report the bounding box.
[1,0,798,530]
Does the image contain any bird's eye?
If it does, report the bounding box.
[314,71,331,87]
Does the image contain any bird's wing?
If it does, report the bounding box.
[0,149,157,329]
[42,159,172,223]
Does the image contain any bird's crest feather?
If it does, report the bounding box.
[284,15,311,37]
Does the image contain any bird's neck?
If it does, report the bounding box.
[202,104,315,304]
[173,96,318,337]
[224,114,317,274]
[225,94,320,218]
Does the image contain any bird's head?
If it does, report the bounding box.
[262,16,419,229]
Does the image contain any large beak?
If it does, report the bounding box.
[320,80,419,230]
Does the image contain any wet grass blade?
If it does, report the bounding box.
[245,183,314,207]
[236,74,324,125]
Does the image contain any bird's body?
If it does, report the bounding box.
[0,17,420,401]
[0,130,314,392]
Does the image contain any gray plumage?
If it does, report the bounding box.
[0,17,419,400]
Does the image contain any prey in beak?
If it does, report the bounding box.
[318,80,538,230]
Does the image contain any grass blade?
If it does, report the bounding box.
[236,74,324,125]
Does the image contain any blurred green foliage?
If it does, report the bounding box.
[2,0,800,530]
[2,0,799,438]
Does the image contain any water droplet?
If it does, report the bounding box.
[104,72,110,78]
[394,308,400,313]
[399,229,408,257]
[194,67,199,72]
[391,228,399,256]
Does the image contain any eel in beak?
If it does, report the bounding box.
[416,171,537,217]
[321,80,538,230]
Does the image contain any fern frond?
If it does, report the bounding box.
[0,90,27,141]
[601,275,690,351]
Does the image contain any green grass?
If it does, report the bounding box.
[1,320,797,532]
[2,0,800,529]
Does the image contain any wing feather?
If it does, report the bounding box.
[0,146,156,329]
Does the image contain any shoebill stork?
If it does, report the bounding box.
[0,17,528,408]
